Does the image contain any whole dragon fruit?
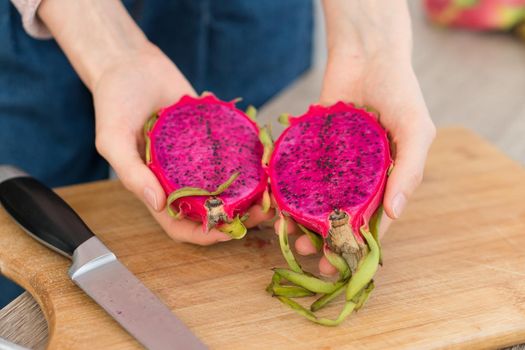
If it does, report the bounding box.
[267,102,392,326]
[425,0,525,31]
[144,94,271,239]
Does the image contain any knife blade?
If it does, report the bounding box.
[0,165,207,350]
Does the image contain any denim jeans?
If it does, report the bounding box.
[0,0,313,307]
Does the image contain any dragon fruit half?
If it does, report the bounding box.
[267,102,392,326]
[144,94,271,239]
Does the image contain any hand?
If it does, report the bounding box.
[38,0,275,245]
[93,44,274,245]
[321,52,437,225]
[278,0,436,275]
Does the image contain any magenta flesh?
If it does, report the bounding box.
[270,102,391,269]
[146,94,268,234]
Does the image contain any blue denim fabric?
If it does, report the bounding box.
[0,0,313,307]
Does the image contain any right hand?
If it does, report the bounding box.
[93,44,274,245]
[276,0,436,276]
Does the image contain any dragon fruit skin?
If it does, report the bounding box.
[145,94,268,235]
[266,102,392,325]
[425,0,525,31]
[269,102,392,268]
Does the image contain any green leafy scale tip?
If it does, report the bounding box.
[259,125,274,166]
[278,215,303,274]
[218,216,247,239]
[245,105,257,121]
[278,113,290,126]
[345,228,380,301]
[166,171,240,208]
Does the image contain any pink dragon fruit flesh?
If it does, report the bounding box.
[144,94,271,239]
[267,102,392,326]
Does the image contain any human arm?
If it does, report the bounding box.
[279,0,436,274]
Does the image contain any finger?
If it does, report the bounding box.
[270,194,278,208]
[273,217,298,235]
[383,121,435,219]
[294,234,318,255]
[96,127,166,212]
[379,213,393,240]
[243,204,276,228]
[319,256,338,277]
[149,207,232,245]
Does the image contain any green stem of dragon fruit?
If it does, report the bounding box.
[310,283,346,312]
[345,227,380,301]
[267,216,330,297]
[259,126,273,213]
[143,113,159,165]
[259,125,273,166]
[266,265,314,298]
[242,105,273,167]
[270,285,315,298]
[248,104,273,214]
[261,189,272,213]
[323,246,351,281]
[354,281,375,311]
[265,271,282,294]
[165,171,247,239]
[272,268,345,294]
[245,105,257,121]
[143,113,159,137]
[277,214,303,274]
[166,171,240,205]
[278,113,290,126]
[308,248,350,312]
[369,205,383,243]
[271,224,380,325]
[217,216,247,239]
[145,137,152,164]
[277,296,357,327]
[277,279,375,326]
[269,217,349,299]
[369,205,383,265]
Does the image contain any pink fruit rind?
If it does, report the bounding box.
[269,102,392,241]
[146,94,268,229]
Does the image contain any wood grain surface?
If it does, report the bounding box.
[0,127,524,350]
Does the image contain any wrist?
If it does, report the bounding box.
[326,43,413,81]
[38,0,152,90]
[90,41,161,91]
[327,37,411,65]
[323,0,412,65]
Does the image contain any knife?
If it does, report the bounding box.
[0,166,207,350]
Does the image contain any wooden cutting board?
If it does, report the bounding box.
[1,127,524,350]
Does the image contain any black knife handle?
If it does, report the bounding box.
[0,168,94,258]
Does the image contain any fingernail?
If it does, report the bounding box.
[144,187,158,211]
[392,193,407,219]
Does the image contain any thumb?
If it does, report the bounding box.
[96,127,166,212]
[383,122,435,219]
